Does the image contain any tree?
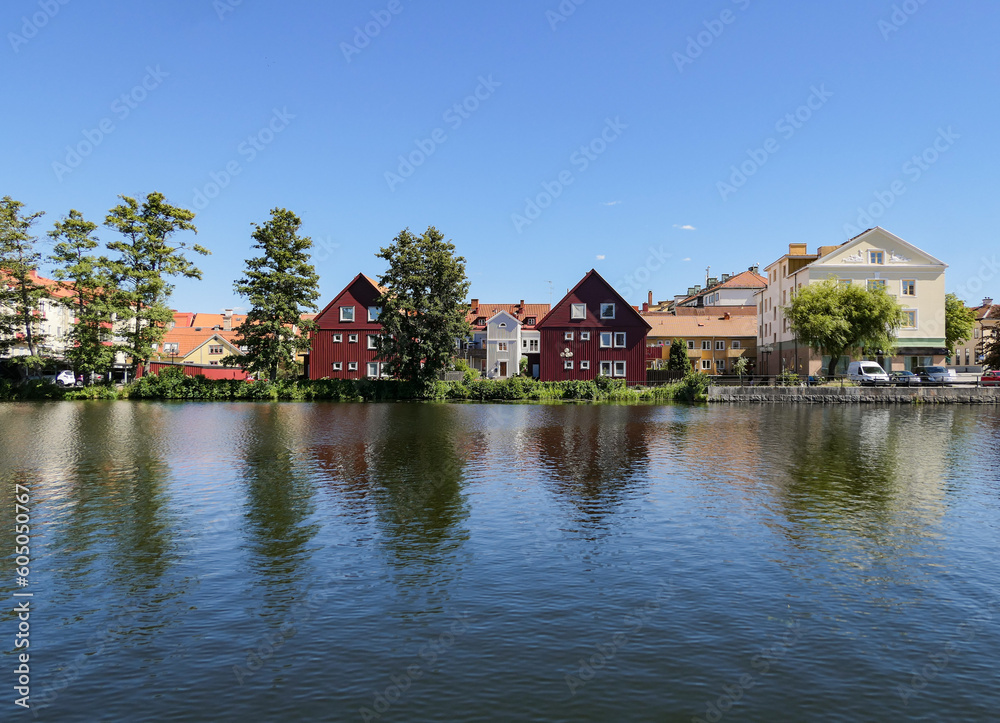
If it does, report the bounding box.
[231,208,320,380]
[104,192,207,375]
[666,337,691,372]
[785,278,906,378]
[983,332,1000,370]
[375,226,471,385]
[733,355,748,380]
[49,210,119,378]
[0,196,49,369]
[944,292,976,360]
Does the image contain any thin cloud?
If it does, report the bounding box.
[595,254,605,260]
[601,201,621,206]
[673,224,696,231]
[682,257,692,262]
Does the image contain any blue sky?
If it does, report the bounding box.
[5,0,999,313]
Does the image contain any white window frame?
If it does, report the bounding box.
[732,340,741,349]
[901,279,916,296]
[571,303,586,320]
[367,362,380,378]
[716,359,726,371]
[347,362,358,371]
[349,333,359,343]
[715,340,725,351]
[564,360,573,370]
[614,332,626,348]
[903,309,917,328]
[564,331,574,341]
[580,360,590,370]
[340,306,355,322]
[599,332,613,348]
[600,303,615,319]
[701,359,711,370]
[367,306,381,322]
[613,361,626,377]
[332,362,343,371]
[367,335,378,350]
[687,341,695,350]
[701,340,711,350]
[498,341,508,352]
[529,339,539,352]
[333,333,342,343]
[599,361,613,376]
[580,331,590,341]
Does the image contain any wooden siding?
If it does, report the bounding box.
[309,274,386,380]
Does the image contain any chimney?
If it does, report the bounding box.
[648,290,653,306]
[642,302,649,312]
[789,243,807,255]
[223,308,233,331]
[724,312,731,320]
[470,298,479,310]
[984,297,993,307]
[519,299,525,313]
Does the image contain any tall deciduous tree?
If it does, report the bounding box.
[983,332,1000,371]
[944,292,976,359]
[785,278,906,378]
[375,226,471,385]
[231,208,320,380]
[0,196,48,368]
[104,192,206,375]
[49,210,119,378]
[667,337,691,371]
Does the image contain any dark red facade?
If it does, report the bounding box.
[309,273,386,380]
[536,269,650,384]
[141,362,250,380]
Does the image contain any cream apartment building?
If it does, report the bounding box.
[757,227,947,376]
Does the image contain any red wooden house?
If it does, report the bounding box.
[536,269,651,384]
[308,273,388,380]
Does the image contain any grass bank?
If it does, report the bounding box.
[2,368,710,403]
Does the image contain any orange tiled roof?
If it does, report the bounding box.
[642,313,758,339]
[466,302,550,329]
[156,327,244,358]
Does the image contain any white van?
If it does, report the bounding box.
[847,361,890,385]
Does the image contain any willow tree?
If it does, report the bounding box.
[375,226,471,386]
[0,196,48,368]
[231,208,320,380]
[785,278,906,377]
[104,192,207,375]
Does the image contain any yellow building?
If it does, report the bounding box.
[643,313,757,374]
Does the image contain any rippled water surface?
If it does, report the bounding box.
[2,401,999,721]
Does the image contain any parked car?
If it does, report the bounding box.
[847,361,890,385]
[914,366,955,385]
[981,370,1000,387]
[55,370,78,387]
[889,370,920,386]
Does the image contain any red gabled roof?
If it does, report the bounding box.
[536,269,652,330]
[314,273,386,324]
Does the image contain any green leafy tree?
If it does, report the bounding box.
[375,226,471,385]
[104,192,206,376]
[0,196,49,369]
[944,292,976,360]
[667,337,691,371]
[983,333,999,370]
[49,210,119,378]
[785,278,906,378]
[733,355,748,379]
[230,208,320,380]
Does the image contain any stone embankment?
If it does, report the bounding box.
[708,385,1000,404]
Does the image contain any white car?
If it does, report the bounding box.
[55,370,78,387]
[847,361,890,386]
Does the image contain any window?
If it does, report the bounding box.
[867,279,887,291]
[349,334,358,343]
[614,332,626,348]
[564,332,574,341]
[368,306,381,322]
[599,361,613,376]
[716,359,726,372]
[613,361,626,377]
[701,341,711,350]
[701,359,712,370]
[903,310,917,328]
[476,317,486,326]
[367,335,378,349]
[209,345,223,355]
[901,280,916,296]
[340,306,355,322]
[163,343,179,354]
[600,332,613,348]
[869,250,884,264]
[838,279,853,287]
[348,362,358,371]
[580,331,590,341]
[498,322,507,328]
[526,339,539,352]
[580,360,590,370]
[525,317,535,325]
[333,333,342,343]
[600,303,615,319]
[564,360,574,370]
[498,342,508,352]
[687,341,695,350]
[732,340,741,349]
[151,343,158,351]
[333,362,342,371]
[571,303,586,320]
[715,341,725,350]
[367,362,379,377]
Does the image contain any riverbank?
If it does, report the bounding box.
[1,368,706,403]
[709,385,1000,403]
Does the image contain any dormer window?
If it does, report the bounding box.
[869,250,884,264]
[340,306,355,322]
[600,303,615,319]
[476,317,486,325]
[525,317,535,325]
[571,304,586,320]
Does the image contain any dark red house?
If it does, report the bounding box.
[536,269,651,384]
[308,273,388,380]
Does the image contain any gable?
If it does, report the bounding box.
[538,269,651,329]
[815,227,946,268]
[486,310,521,329]
[315,273,384,327]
